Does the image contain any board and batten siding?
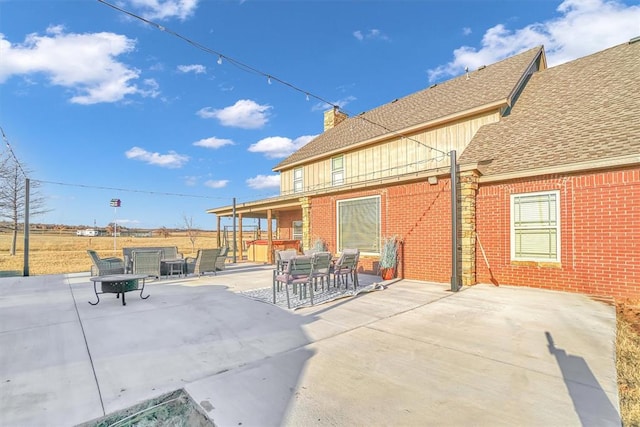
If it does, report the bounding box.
[280,111,500,194]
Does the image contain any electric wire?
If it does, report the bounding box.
[96,0,450,157]
[35,179,230,200]
[0,126,28,178]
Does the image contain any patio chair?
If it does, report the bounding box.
[131,250,162,279]
[332,249,360,290]
[311,251,333,292]
[273,255,314,308]
[87,250,125,276]
[185,248,221,276]
[215,247,228,272]
[275,249,298,274]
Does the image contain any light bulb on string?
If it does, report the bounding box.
[305,93,310,101]
[217,55,223,65]
[267,75,272,85]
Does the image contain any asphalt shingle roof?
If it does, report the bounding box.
[274,46,543,171]
[459,40,640,176]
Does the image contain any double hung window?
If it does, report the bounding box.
[337,196,380,253]
[331,156,344,186]
[511,190,560,262]
[293,168,303,193]
[292,221,303,241]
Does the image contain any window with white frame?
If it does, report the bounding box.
[293,167,303,193]
[337,196,380,253]
[292,221,303,241]
[331,155,344,186]
[511,190,560,262]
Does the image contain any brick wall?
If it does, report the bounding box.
[310,179,453,282]
[476,168,640,298]
[277,210,299,240]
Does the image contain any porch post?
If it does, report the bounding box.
[267,209,273,264]
[216,216,221,247]
[238,213,243,262]
[232,198,237,263]
[300,197,311,252]
[460,169,480,286]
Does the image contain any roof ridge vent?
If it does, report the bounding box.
[629,35,640,44]
[477,65,487,71]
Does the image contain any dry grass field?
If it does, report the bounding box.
[0,232,221,275]
[0,231,638,425]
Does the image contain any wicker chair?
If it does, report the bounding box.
[215,247,228,272]
[87,250,125,276]
[185,248,222,276]
[131,250,162,279]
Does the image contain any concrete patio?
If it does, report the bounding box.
[0,263,620,426]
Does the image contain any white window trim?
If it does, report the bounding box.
[336,195,381,254]
[510,190,561,262]
[331,155,344,186]
[292,220,303,241]
[293,167,303,193]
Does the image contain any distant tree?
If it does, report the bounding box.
[157,226,171,238]
[182,214,199,252]
[0,153,50,255]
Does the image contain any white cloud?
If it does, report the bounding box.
[139,78,160,98]
[204,179,229,189]
[196,99,271,129]
[192,137,234,149]
[353,29,390,41]
[246,174,280,190]
[183,175,198,186]
[128,0,199,21]
[0,25,153,104]
[463,27,472,36]
[427,0,640,82]
[177,64,206,74]
[125,146,189,168]
[248,135,317,159]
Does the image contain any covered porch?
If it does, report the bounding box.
[207,195,310,264]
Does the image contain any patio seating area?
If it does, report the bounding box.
[88,247,230,282]
[270,249,364,309]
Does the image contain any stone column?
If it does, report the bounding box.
[300,197,311,252]
[460,170,479,286]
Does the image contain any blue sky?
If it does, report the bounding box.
[0,0,638,231]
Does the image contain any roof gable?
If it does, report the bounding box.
[274,46,544,171]
[459,40,640,177]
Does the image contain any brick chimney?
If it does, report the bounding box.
[323,107,347,131]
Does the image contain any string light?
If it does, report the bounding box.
[96,0,450,157]
[217,55,222,65]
